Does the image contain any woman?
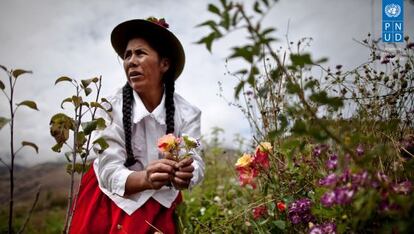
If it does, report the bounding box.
[69,18,205,233]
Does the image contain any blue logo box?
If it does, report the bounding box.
[382,0,404,42]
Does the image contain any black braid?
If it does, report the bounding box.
[122,83,137,167]
[164,76,175,134]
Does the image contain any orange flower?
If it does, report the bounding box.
[235,153,253,168]
[157,134,179,154]
[277,201,286,212]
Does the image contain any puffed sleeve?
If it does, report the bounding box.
[92,97,134,197]
[181,108,205,189]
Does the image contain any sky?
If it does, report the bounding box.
[0,0,413,166]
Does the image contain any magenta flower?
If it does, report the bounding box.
[313,144,329,157]
[326,154,338,170]
[392,180,413,195]
[334,187,354,205]
[350,171,369,188]
[356,144,364,156]
[288,198,314,224]
[309,222,337,234]
[319,173,338,187]
[320,191,336,207]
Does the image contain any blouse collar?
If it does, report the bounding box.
[132,91,166,125]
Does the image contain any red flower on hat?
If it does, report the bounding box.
[147,17,169,28]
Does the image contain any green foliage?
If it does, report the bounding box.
[0,116,10,130]
[49,75,111,232]
[17,100,39,111]
[21,141,39,154]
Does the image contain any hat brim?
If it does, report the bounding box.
[111,19,185,80]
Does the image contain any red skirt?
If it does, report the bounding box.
[69,166,182,234]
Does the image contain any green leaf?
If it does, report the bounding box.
[55,76,72,85]
[50,113,74,144]
[93,137,109,153]
[304,80,320,90]
[208,4,221,16]
[234,80,245,99]
[229,46,254,63]
[0,117,11,130]
[261,28,276,36]
[232,9,241,26]
[64,151,72,162]
[12,69,32,78]
[84,87,92,96]
[315,57,328,64]
[290,53,313,68]
[261,0,270,7]
[82,118,106,135]
[0,80,5,90]
[195,32,219,52]
[0,64,8,72]
[254,1,263,14]
[292,119,307,134]
[309,91,343,110]
[270,67,283,81]
[81,79,93,88]
[21,141,39,154]
[273,220,286,230]
[17,100,39,111]
[51,142,63,153]
[286,81,301,94]
[76,131,87,151]
[101,98,113,112]
[72,95,82,108]
[60,97,73,109]
[247,66,259,85]
[66,163,89,174]
[196,20,217,28]
[220,11,230,30]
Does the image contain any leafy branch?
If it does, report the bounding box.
[0,65,39,234]
[50,75,111,233]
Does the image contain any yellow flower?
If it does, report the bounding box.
[256,142,272,153]
[235,153,253,168]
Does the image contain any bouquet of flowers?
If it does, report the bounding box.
[157,133,200,161]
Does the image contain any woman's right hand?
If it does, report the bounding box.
[125,159,177,195]
[144,159,177,190]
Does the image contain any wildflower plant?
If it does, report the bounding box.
[195,0,414,233]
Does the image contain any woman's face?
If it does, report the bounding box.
[123,38,170,95]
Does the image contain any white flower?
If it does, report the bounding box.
[200,207,206,215]
[213,196,221,203]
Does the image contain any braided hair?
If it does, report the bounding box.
[122,54,176,167]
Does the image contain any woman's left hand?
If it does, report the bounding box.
[172,157,194,190]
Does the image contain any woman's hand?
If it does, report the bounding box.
[145,159,177,190]
[125,158,176,195]
[172,157,194,190]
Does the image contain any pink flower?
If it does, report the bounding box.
[237,167,257,189]
[253,150,270,169]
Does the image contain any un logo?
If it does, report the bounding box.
[385,4,401,17]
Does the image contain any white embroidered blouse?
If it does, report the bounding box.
[91,87,205,215]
